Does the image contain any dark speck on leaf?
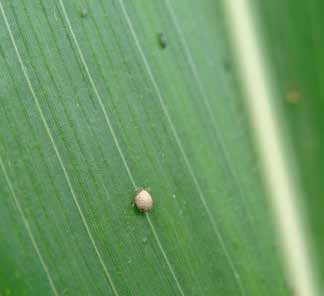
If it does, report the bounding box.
[80,8,88,18]
[158,32,167,49]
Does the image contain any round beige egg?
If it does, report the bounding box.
[134,190,153,212]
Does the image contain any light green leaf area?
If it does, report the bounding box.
[252,0,324,286]
[0,1,289,295]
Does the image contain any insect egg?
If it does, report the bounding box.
[134,190,153,212]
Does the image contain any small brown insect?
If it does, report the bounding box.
[134,189,153,212]
[287,87,302,104]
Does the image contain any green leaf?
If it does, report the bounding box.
[251,0,324,290]
[1,0,317,295]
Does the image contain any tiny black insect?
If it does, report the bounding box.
[158,32,167,49]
